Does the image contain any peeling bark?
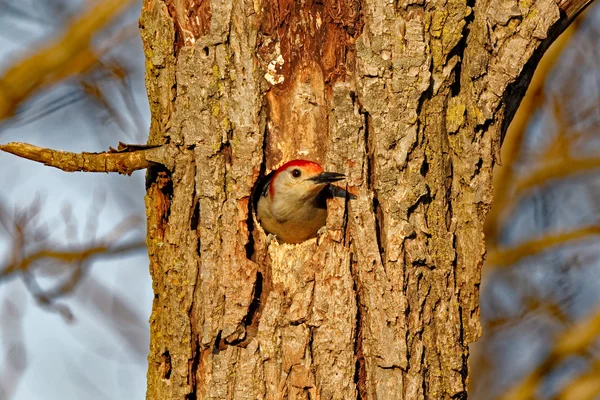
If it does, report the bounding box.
[140,0,594,399]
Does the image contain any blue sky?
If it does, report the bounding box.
[0,2,152,399]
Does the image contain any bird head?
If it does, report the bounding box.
[269,160,345,202]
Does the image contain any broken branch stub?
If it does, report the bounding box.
[0,142,168,175]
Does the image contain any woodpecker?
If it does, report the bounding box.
[256,160,345,244]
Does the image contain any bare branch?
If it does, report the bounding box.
[0,142,162,174]
[487,226,600,267]
[0,241,146,283]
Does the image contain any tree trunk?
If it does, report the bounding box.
[139,0,591,398]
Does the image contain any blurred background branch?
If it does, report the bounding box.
[0,0,135,121]
[487,226,600,267]
[500,309,600,400]
[474,5,600,400]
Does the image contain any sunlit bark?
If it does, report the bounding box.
[139,0,594,398]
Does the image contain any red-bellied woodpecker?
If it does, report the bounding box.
[256,160,345,244]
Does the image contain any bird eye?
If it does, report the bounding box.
[291,169,301,178]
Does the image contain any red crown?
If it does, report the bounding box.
[269,160,323,197]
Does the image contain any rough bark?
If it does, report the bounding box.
[139,0,593,399]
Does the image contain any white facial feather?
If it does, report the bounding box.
[256,166,328,244]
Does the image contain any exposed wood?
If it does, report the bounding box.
[165,0,211,48]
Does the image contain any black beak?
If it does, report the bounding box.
[309,172,345,184]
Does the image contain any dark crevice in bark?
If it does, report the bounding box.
[497,80,529,147]
[453,304,468,400]
[451,228,459,289]
[474,112,496,136]
[212,330,224,354]
[403,307,411,400]
[358,102,373,189]
[190,172,201,256]
[373,198,384,256]
[195,236,201,257]
[146,165,173,194]
[421,341,428,397]
[420,155,429,176]
[342,183,351,246]
[162,350,172,379]
[407,188,432,220]
[350,252,367,400]
[250,113,271,227]
[169,84,177,125]
[499,10,568,146]
[472,157,483,178]
[448,0,475,97]
[187,198,201,397]
[488,9,575,149]
[360,107,385,259]
[147,165,173,238]
[244,209,256,260]
[247,117,270,260]
[240,120,272,346]
[185,337,200,400]
[452,391,468,400]
[221,140,232,203]
[445,163,454,232]
[450,224,468,397]
[307,326,315,366]
[228,272,263,347]
[352,91,385,259]
[190,198,200,231]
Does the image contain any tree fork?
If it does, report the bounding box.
[139,0,594,399]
